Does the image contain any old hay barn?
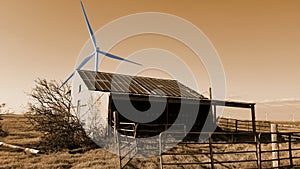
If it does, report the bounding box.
[72,70,256,138]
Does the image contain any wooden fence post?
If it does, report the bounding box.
[248,121,250,131]
[113,111,122,169]
[288,134,293,168]
[159,133,163,169]
[209,136,214,169]
[113,111,118,138]
[213,105,217,124]
[235,120,238,133]
[256,133,262,169]
[271,124,279,168]
[251,105,256,138]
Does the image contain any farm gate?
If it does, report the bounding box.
[159,131,300,169]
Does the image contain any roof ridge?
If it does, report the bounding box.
[77,70,176,81]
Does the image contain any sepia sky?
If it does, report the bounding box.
[0,0,300,119]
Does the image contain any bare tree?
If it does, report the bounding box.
[0,103,7,137]
[26,79,96,151]
[0,103,10,115]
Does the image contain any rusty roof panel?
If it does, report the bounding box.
[78,70,206,99]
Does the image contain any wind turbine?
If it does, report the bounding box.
[60,0,141,88]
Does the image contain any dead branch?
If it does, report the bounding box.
[0,142,39,154]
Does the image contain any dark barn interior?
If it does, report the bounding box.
[109,93,214,137]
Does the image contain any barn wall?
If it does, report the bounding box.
[72,71,89,115]
[81,91,110,138]
[72,72,110,137]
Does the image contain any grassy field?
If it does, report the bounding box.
[0,114,123,169]
[2,114,300,169]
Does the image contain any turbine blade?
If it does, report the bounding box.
[60,72,75,89]
[80,0,97,49]
[60,52,95,88]
[76,52,95,70]
[97,50,142,66]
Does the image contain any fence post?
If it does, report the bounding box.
[113,111,119,138]
[235,120,238,133]
[183,125,187,136]
[227,118,229,129]
[271,124,279,168]
[248,121,250,131]
[288,134,293,168]
[159,133,163,169]
[209,136,214,169]
[256,133,262,169]
[113,111,122,169]
[117,133,122,169]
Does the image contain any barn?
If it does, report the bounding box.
[71,70,256,138]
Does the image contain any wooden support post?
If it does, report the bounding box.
[113,111,118,143]
[159,133,163,169]
[209,88,212,122]
[256,133,262,169]
[113,111,118,136]
[183,125,187,136]
[251,105,257,141]
[107,98,112,137]
[251,104,261,169]
[209,88,216,125]
[117,133,122,169]
[113,111,122,169]
[227,118,229,128]
[288,134,293,167]
[165,101,169,131]
[235,119,238,133]
[248,121,250,131]
[213,105,217,124]
[271,124,279,168]
[209,136,214,169]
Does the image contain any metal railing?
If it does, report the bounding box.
[113,114,300,168]
[116,130,138,169]
[258,132,300,168]
[159,132,258,169]
[159,131,300,169]
[217,118,270,132]
[218,118,300,133]
[113,111,138,169]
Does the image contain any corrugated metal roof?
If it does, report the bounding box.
[78,70,206,99]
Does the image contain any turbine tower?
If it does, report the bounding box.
[60,0,141,88]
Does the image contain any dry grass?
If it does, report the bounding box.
[2,114,300,169]
[0,114,119,169]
